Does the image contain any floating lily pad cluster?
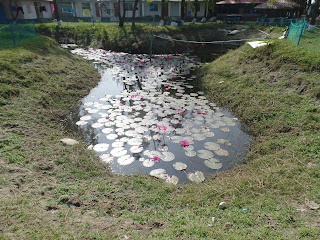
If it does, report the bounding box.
[70,47,250,184]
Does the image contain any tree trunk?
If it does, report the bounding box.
[181,0,185,22]
[122,0,126,23]
[306,0,312,21]
[213,0,217,17]
[193,0,199,19]
[9,0,19,21]
[118,0,124,27]
[204,1,207,18]
[310,0,319,25]
[161,0,165,20]
[180,0,186,25]
[53,0,61,25]
[160,0,165,25]
[132,0,139,28]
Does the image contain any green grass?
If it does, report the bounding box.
[35,22,282,54]
[0,23,37,50]
[0,33,319,239]
[299,27,320,53]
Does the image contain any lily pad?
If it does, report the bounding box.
[197,149,214,159]
[76,120,87,126]
[110,147,127,157]
[187,171,205,183]
[117,155,135,166]
[102,128,113,134]
[130,146,143,153]
[93,143,110,152]
[106,134,118,140]
[150,168,168,179]
[214,148,229,156]
[173,162,187,171]
[204,142,220,151]
[142,159,155,167]
[185,151,196,157]
[161,152,175,162]
[204,158,223,169]
[165,175,179,185]
[99,154,114,164]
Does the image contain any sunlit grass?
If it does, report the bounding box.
[0,35,319,239]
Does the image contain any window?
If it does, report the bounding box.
[125,3,134,11]
[82,3,90,10]
[150,3,158,12]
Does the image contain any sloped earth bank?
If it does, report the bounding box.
[1,36,319,239]
[68,48,251,184]
[36,23,271,58]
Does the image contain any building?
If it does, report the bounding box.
[0,0,208,22]
[57,0,207,22]
[1,0,53,22]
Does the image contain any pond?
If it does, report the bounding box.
[69,47,251,184]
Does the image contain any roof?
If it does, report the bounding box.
[217,0,266,4]
[254,0,301,9]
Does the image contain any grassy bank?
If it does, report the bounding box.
[35,22,281,55]
[1,36,319,239]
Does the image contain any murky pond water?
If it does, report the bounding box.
[69,48,251,184]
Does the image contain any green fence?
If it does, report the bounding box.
[287,19,320,52]
[287,19,307,45]
[0,21,37,49]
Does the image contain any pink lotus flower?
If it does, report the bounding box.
[157,125,162,129]
[141,96,144,99]
[105,116,109,119]
[153,156,160,162]
[120,103,124,106]
[162,126,167,131]
[130,95,135,98]
[180,140,190,147]
[197,110,202,114]
[167,87,171,89]
[178,109,184,114]
[164,84,169,87]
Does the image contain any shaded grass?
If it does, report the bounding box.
[35,22,280,54]
[0,36,319,239]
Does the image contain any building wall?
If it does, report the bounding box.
[169,2,180,17]
[143,2,161,17]
[2,0,52,20]
[58,1,205,20]
[118,2,142,18]
[21,1,37,19]
[186,2,206,17]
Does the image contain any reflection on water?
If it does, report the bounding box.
[69,48,251,184]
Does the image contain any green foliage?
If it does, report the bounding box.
[1,31,320,239]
